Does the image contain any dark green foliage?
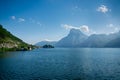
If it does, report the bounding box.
[43,44,54,48]
[0,24,33,52]
[0,24,24,42]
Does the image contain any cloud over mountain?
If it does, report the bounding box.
[62,24,90,33]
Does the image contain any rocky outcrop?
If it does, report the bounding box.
[0,42,18,48]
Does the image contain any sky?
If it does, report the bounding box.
[0,0,120,44]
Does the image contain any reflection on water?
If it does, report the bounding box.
[0,48,120,80]
[0,52,16,58]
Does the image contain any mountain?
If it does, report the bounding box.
[105,38,120,47]
[105,31,120,47]
[82,31,120,47]
[56,28,120,48]
[56,29,88,47]
[0,24,32,51]
[35,40,57,46]
[80,34,108,47]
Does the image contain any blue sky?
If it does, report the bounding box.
[0,0,120,44]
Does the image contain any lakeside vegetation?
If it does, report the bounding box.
[0,24,36,52]
[42,44,54,48]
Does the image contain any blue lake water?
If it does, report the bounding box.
[0,48,120,80]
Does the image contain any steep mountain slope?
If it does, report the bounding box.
[0,24,31,51]
[56,29,88,47]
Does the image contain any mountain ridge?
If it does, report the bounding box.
[56,28,88,47]
[56,28,120,48]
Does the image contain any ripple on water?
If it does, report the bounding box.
[0,48,120,80]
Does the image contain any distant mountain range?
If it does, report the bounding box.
[55,28,120,48]
[35,40,57,46]
[105,37,120,47]
[0,24,33,51]
[2,23,120,51]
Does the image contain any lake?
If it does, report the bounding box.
[0,48,120,80]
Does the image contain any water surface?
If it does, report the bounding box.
[0,48,120,80]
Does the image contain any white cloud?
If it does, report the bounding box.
[44,39,53,42]
[108,24,114,27]
[80,25,89,32]
[11,16,16,20]
[114,27,119,32]
[18,18,25,22]
[97,5,109,13]
[11,16,26,22]
[62,24,90,33]
[107,24,114,28]
[106,24,120,34]
[62,24,75,29]
[109,27,120,34]
[29,18,42,26]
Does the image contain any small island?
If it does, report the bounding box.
[42,44,54,48]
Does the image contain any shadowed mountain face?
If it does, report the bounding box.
[56,29,88,47]
[81,34,108,47]
[105,37,120,47]
[56,28,120,48]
